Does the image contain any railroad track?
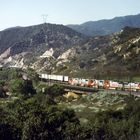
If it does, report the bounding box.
[41,81,140,97]
[61,84,98,93]
[61,84,140,97]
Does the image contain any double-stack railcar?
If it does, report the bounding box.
[40,74,68,82]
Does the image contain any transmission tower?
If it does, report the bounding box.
[42,14,48,23]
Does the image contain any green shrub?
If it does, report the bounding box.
[44,84,65,97]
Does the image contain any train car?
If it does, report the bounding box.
[103,80,110,89]
[103,80,123,90]
[49,75,63,81]
[79,79,87,86]
[40,74,69,82]
[68,78,78,85]
[123,82,140,91]
[87,79,98,88]
[68,78,87,86]
[64,76,69,82]
[68,78,98,88]
[40,74,45,79]
[137,83,140,91]
[97,80,104,88]
[80,79,89,86]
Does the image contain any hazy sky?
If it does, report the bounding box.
[0,0,140,30]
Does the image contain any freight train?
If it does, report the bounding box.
[40,74,140,92]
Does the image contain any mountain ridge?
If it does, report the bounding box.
[67,13,140,36]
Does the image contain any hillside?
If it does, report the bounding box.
[53,27,140,78]
[0,23,140,79]
[0,23,85,69]
[67,14,140,36]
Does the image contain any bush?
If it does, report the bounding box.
[44,84,64,97]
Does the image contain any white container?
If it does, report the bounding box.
[56,75,63,81]
[64,76,69,82]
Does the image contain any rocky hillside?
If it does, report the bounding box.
[67,14,140,36]
[0,23,139,79]
[0,23,85,68]
[58,26,140,78]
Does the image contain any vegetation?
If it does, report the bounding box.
[0,68,140,140]
[0,94,82,140]
[1,90,140,140]
[88,96,140,140]
[44,84,65,97]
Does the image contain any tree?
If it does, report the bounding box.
[22,79,36,95]
[10,79,25,95]
[10,79,36,96]
[44,84,64,97]
[26,68,39,86]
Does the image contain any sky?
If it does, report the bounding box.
[0,0,140,31]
